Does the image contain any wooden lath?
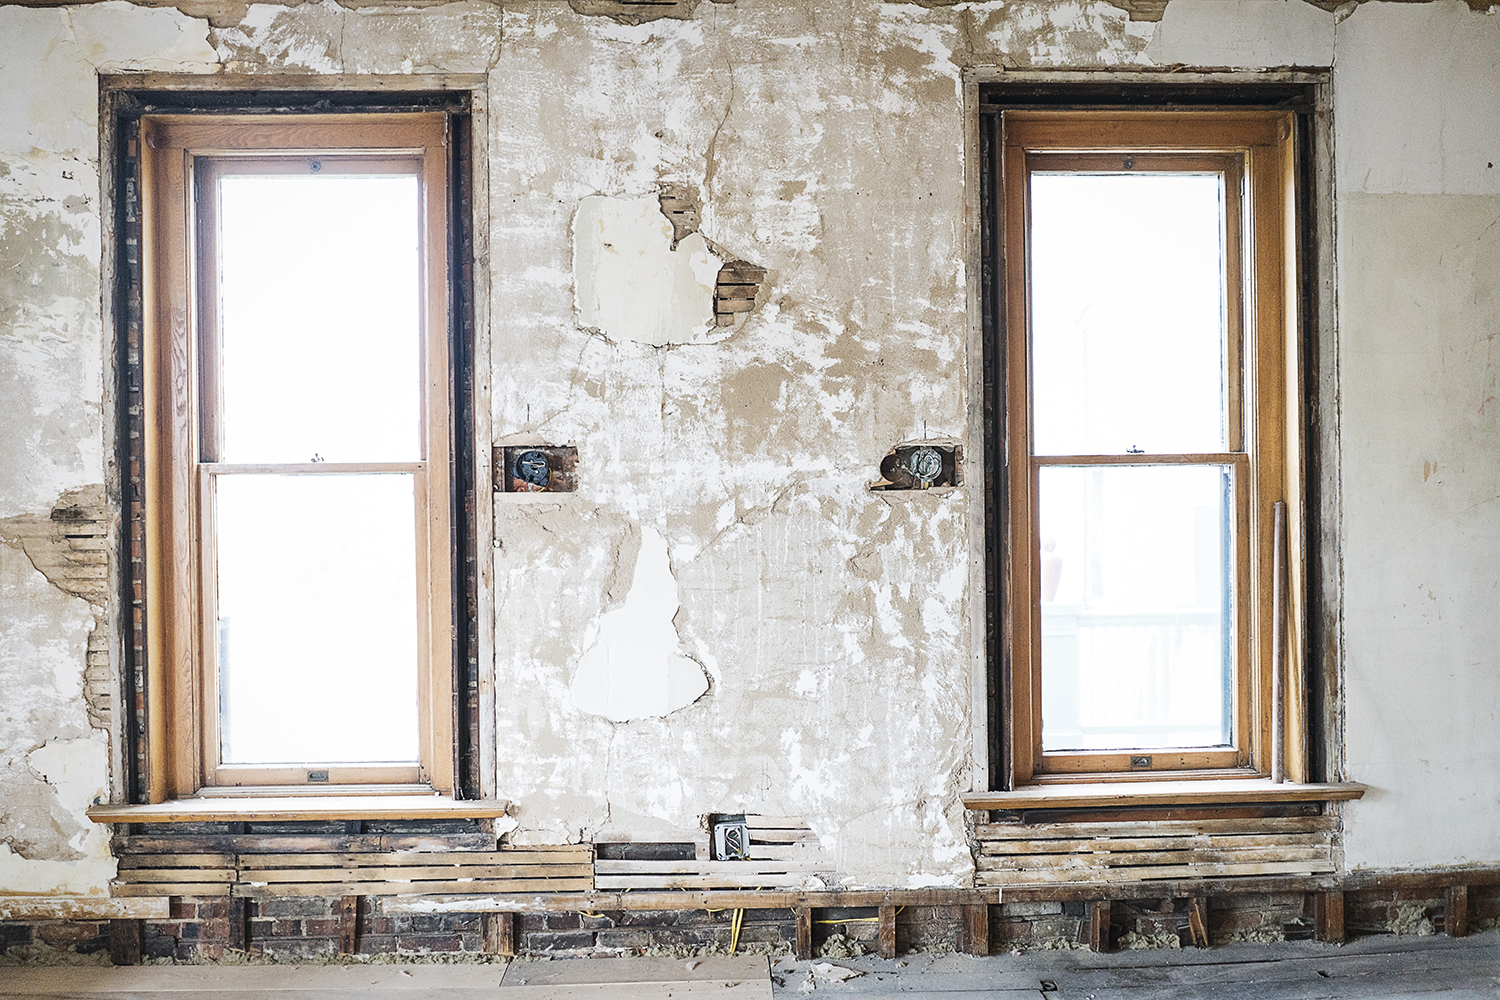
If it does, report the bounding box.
[110,838,593,898]
[593,815,832,890]
[974,815,1334,887]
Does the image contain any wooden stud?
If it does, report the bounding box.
[337,895,360,956]
[878,905,897,959]
[1088,901,1111,953]
[1445,885,1468,938]
[228,898,248,953]
[108,919,143,966]
[1314,890,1344,943]
[482,912,516,956]
[962,903,990,956]
[795,906,813,960]
[1187,898,1208,947]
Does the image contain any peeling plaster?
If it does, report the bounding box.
[1,0,1499,893]
[1,543,114,894]
[574,194,725,346]
[571,525,710,721]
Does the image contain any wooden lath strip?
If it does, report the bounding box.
[974,816,1335,840]
[978,845,1331,870]
[113,833,499,854]
[114,883,233,897]
[595,873,820,890]
[114,868,237,883]
[977,832,1331,854]
[977,859,1335,886]
[232,878,592,898]
[245,865,593,883]
[239,850,587,867]
[595,860,827,876]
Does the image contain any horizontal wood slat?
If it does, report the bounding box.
[232,879,594,898]
[109,839,593,898]
[974,815,1334,887]
[973,815,1335,839]
[979,860,1336,886]
[595,873,822,890]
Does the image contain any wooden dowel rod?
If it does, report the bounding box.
[1271,501,1287,784]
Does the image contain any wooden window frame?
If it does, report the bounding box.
[140,113,456,797]
[997,110,1305,787]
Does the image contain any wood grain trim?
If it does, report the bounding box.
[147,113,449,153]
[962,779,1364,810]
[999,110,1298,786]
[86,795,510,823]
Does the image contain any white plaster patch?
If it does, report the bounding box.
[27,734,110,853]
[573,195,725,347]
[0,5,216,155]
[570,526,710,722]
[1147,0,1334,68]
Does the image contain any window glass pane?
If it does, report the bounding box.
[217,172,421,463]
[1038,464,1232,752]
[1030,173,1227,456]
[215,473,419,765]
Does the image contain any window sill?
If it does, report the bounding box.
[86,795,510,824]
[963,779,1365,811]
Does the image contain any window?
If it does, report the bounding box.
[139,113,458,795]
[993,110,1304,785]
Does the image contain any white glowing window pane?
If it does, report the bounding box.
[215,474,418,765]
[218,174,421,463]
[1030,173,1227,456]
[1038,464,1232,752]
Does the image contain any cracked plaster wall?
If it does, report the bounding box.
[1,0,1498,894]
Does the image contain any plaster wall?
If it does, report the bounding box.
[0,0,1497,896]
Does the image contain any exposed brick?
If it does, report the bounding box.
[169,900,194,919]
[397,934,462,953]
[545,912,582,931]
[303,919,340,938]
[271,919,303,937]
[596,929,652,949]
[580,912,617,930]
[525,931,597,952]
[1001,901,1062,917]
[0,924,36,949]
[259,898,336,919]
[36,922,104,949]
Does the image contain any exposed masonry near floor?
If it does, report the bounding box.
[3,886,1496,964]
[4,817,1495,964]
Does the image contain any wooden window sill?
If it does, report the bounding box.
[86,795,510,824]
[963,779,1365,811]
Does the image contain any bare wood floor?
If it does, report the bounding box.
[1,933,1496,999]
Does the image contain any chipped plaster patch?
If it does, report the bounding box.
[571,525,710,721]
[574,195,725,346]
[1,544,113,893]
[1147,0,1334,68]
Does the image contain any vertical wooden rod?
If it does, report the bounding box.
[1271,501,1287,783]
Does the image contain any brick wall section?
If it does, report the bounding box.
[5,888,1499,963]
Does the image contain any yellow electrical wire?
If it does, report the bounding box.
[729,907,744,953]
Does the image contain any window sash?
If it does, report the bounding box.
[999,111,1296,784]
[140,113,455,797]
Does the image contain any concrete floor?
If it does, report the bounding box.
[0,932,1496,999]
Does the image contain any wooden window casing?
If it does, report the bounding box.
[140,113,455,797]
[999,111,1302,785]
